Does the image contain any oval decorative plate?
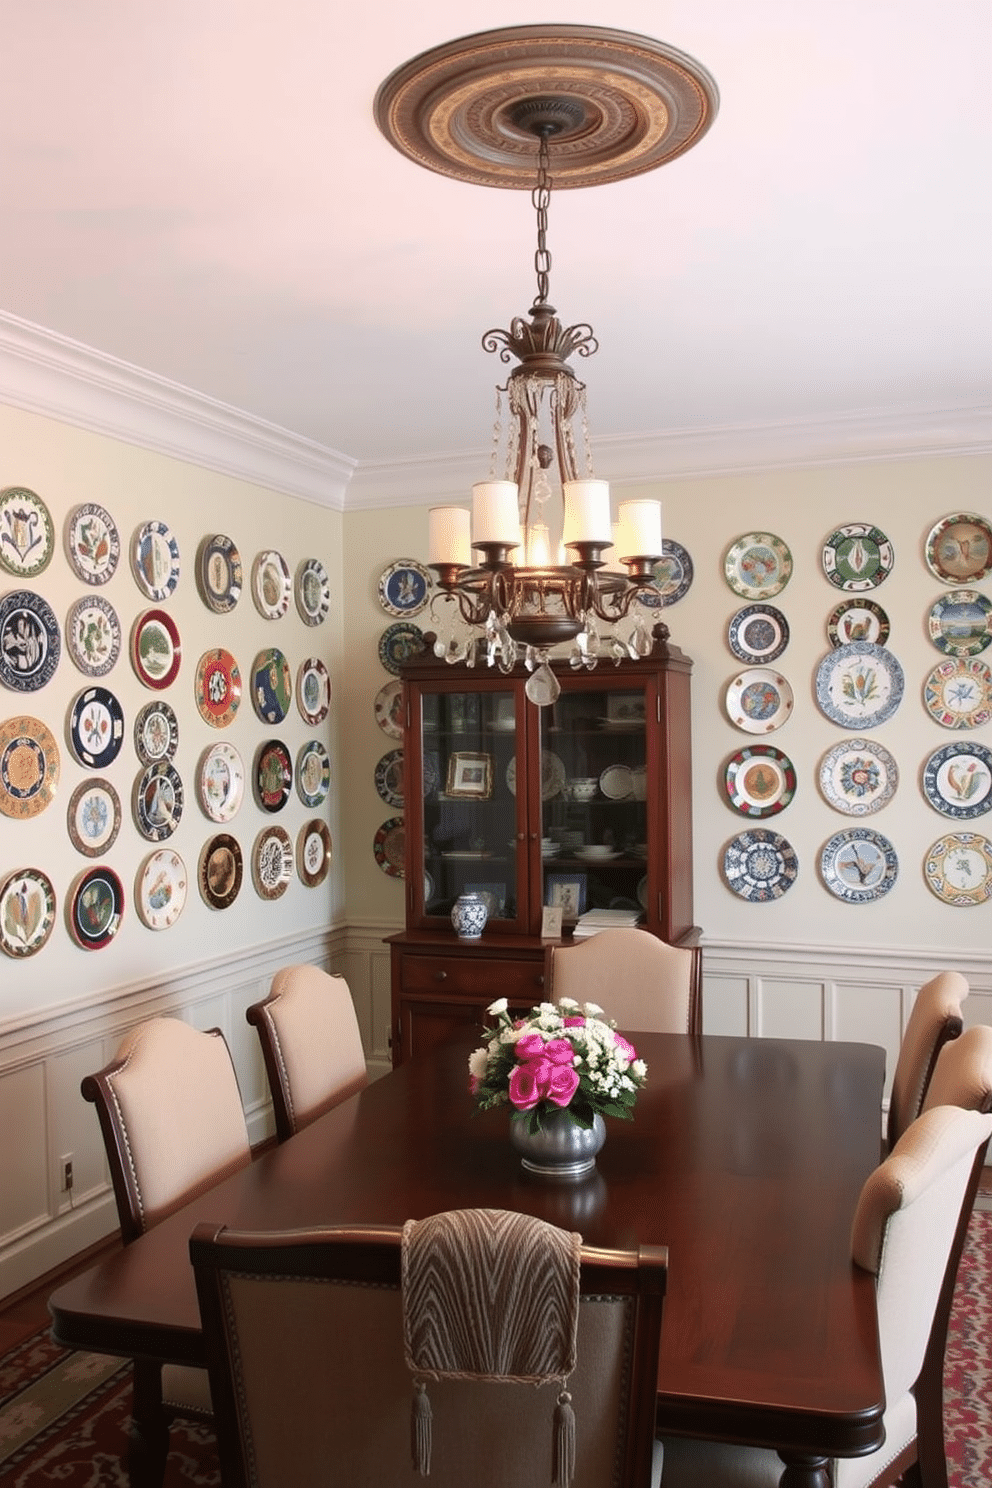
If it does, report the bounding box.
[374,679,404,738]
[724,668,794,734]
[373,816,406,878]
[723,532,792,600]
[131,608,182,690]
[136,849,188,931]
[821,523,894,591]
[820,828,898,903]
[378,621,425,675]
[133,761,184,841]
[66,595,121,677]
[506,750,566,799]
[296,739,331,809]
[923,657,992,730]
[297,819,332,887]
[199,833,244,910]
[255,739,292,812]
[375,747,404,808]
[0,867,56,958]
[925,513,992,585]
[198,740,246,823]
[196,533,242,613]
[252,824,294,900]
[814,642,904,729]
[65,503,121,585]
[818,738,898,816]
[69,685,125,768]
[924,832,992,906]
[634,540,694,609]
[922,741,992,820]
[134,699,179,765]
[826,599,890,649]
[296,656,330,725]
[0,715,60,820]
[195,648,242,728]
[68,865,124,950]
[67,777,121,856]
[251,550,291,619]
[0,487,54,578]
[722,828,798,902]
[0,589,61,691]
[377,558,433,618]
[251,647,292,724]
[927,589,992,656]
[723,745,796,818]
[727,604,789,664]
[295,557,331,625]
[131,519,180,601]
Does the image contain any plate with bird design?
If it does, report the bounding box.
[819,827,898,903]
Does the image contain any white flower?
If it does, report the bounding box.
[537,1002,558,1018]
[583,1001,604,1018]
[487,997,508,1016]
[631,1059,647,1079]
[558,997,579,1010]
[468,1047,489,1079]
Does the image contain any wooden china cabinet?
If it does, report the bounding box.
[386,631,697,1066]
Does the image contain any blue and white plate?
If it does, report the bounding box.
[815,642,904,729]
[820,828,897,903]
[133,761,184,841]
[921,741,992,820]
[727,604,789,664]
[69,685,125,768]
[131,520,181,601]
[818,738,898,817]
[377,559,432,617]
[634,540,694,609]
[722,828,798,902]
[0,590,61,691]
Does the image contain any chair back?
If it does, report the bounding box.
[246,964,367,1142]
[921,1023,992,1116]
[886,971,968,1149]
[546,929,700,1034]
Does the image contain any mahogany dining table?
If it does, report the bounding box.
[49,1031,887,1488]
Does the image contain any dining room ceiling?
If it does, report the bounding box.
[0,1,989,491]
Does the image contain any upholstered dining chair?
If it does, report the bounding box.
[545,928,701,1034]
[886,970,969,1149]
[657,1102,992,1488]
[81,1017,252,1488]
[245,963,368,1142]
[191,1208,668,1488]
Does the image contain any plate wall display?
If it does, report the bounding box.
[296,739,331,808]
[65,503,121,585]
[635,540,694,609]
[133,761,184,841]
[66,595,121,677]
[251,647,292,724]
[820,828,898,903]
[922,741,992,820]
[375,747,404,808]
[374,679,404,739]
[298,818,332,887]
[826,599,890,649]
[295,557,331,625]
[0,487,54,579]
[814,641,904,729]
[724,668,794,734]
[727,604,789,664]
[0,715,60,820]
[721,828,798,902]
[922,657,992,730]
[378,621,425,675]
[198,833,244,910]
[251,549,292,619]
[199,740,246,823]
[926,590,992,657]
[818,738,898,817]
[924,832,992,906]
[131,519,181,601]
[373,816,406,877]
[68,685,125,768]
[255,738,292,812]
[925,513,992,585]
[134,699,179,765]
[0,589,61,691]
[130,608,182,690]
[723,532,792,600]
[723,745,796,818]
[0,867,57,958]
[67,777,121,856]
[136,849,188,931]
[252,824,294,900]
[377,558,432,618]
[68,865,124,950]
[296,656,330,724]
[506,750,566,800]
[821,523,894,591]
[195,648,242,728]
[196,534,242,613]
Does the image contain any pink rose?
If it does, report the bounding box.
[543,1038,576,1065]
[515,1032,546,1061]
[545,1064,580,1107]
[509,1058,552,1110]
[614,1034,637,1063]
[563,1016,585,1027]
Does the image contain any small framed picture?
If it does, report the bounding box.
[541,905,563,940]
[446,751,493,799]
[466,881,506,917]
[606,692,646,724]
[545,872,587,920]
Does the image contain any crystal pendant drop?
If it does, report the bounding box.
[524,651,561,707]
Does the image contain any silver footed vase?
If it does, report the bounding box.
[509,1108,606,1181]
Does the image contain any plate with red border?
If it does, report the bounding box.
[131,608,182,689]
[0,867,56,957]
[67,865,124,950]
[255,739,292,812]
[723,745,796,818]
[195,648,242,728]
[374,816,405,877]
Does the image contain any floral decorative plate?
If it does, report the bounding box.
[820,828,898,903]
[375,747,404,808]
[295,557,331,626]
[297,819,332,887]
[506,750,566,800]
[727,604,789,664]
[723,533,792,600]
[252,824,294,900]
[296,739,331,809]
[251,647,292,724]
[136,849,188,931]
[826,599,890,649]
[134,700,179,765]
[926,589,992,656]
[722,828,798,902]
[251,550,291,619]
[821,523,894,591]
[196,534,242,613]
[131,519,180,601]
[724,668,794,734]
[255,739,292,812]
[723,745,796,818]
[378,621,425,675]
[374,679,404,739]
[0,589,61,691]
[198,741,246,823]
[923,657,992,730]
[0,867,56,957]
[924,832,992,906]
[814,642,904,729]
[296,656,330,725]
[67,777,121,856]
[0,488,54,578]
[133,761,184,841]
[199,833,244,910]
[925,513,992,585]
[69,685,125,768]
[65,503,121,585]
[195,648,242,728]
[67,865,124,950]
[373,816,406,878]
[922,741,992,820]
[131,608,182,690]
[635,540,694,609]
[66,595,121,677]
[377,559,432,618]
[818,738,898,817]
[0,715,60,820]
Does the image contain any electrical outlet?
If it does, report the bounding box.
[60,1154,74,1192]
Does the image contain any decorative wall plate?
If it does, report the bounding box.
[0,589,61,691]
[133,761,184,841]
[0,867,56,957]
[923,657,992,730]
[195,648,242,728]
[293,657,328,726]
[922,741,992,820]
[131,608,182,690]
[374,679,404,738]
[926,589,992,656]
[65,503,121,585]
[136,849,188,931]
[199,833,244,910]
[0,715,59,820]
[723,533,792,600]
[377,558,432,617]
[722,828,798,901]
[635,540,694,609]
[199,741,246,823]
[252,825,294,900]
[255,739,292,812]
[0,487,54,578]
[727,604,789,664]
[134,700,179,765]
[69,685,125,768]
[68,866,124,950]
[506,750,566,799]
[251,550,291,619]
[296,739,331,809]
[67,777,121,856]
[295,557,331,625]
[251,647,292,724]
[196,534,242,613]
[373,816,406,877]
[925,513,992,585]
[724,668,794,734]
[378,621,425,674]
[814,642,904,729]
[924,832,992,906]
[375,747,404,808]
[820,828,898,902]
[298,819,332,887]
[600,764,633,800]
[131,519,180,601]
[821,523,894,591]
[818,738,898,817]
[826,599,890,649]
[66,595,121,677]
[723,745,796,818]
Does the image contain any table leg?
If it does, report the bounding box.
[127,1360,170,1488]
[777,1452,831,1488]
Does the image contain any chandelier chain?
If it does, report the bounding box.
[532,133,553,307]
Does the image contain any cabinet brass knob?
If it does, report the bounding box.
[536,974,544,987]
[434,970,447,982]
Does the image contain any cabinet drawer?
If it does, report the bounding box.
[399,955,545,999]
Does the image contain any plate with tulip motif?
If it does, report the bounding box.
[814,642,904,729]
[921,741,992,820]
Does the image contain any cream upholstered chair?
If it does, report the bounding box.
[921,1023,992,1117]
[545,928,701,1034]
[887,970,969,1149]
[246,964,367,1142]
[657,1103,992,1488]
